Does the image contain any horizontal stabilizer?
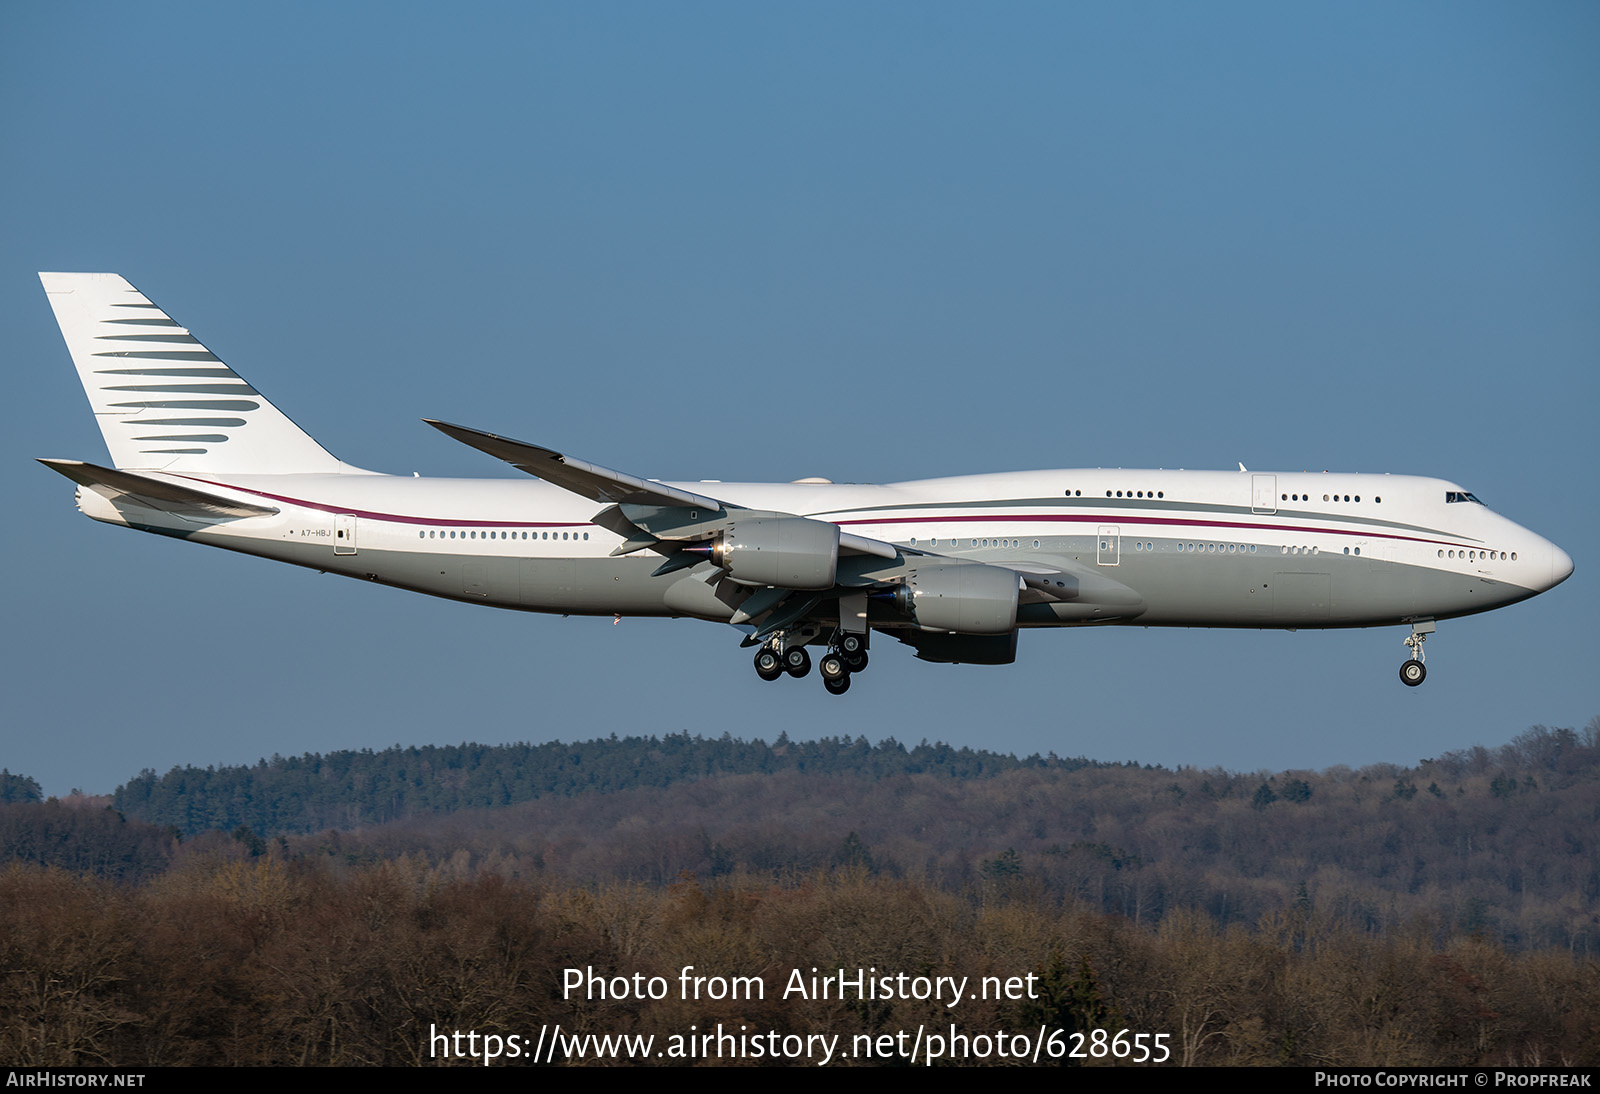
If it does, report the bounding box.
[37,459,279,518]
[424,420,724,511]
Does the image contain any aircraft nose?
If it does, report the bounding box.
[1548,543,1574,590]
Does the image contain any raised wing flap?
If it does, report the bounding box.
[423,420,726,511]
[38,459,279,518]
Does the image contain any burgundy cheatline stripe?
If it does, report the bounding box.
[831,512,1480,549]
[172,475,587,529]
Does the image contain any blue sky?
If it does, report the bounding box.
[3,3,1595,796]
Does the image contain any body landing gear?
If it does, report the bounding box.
[754,647,783,682]
[751,639,811,681]
[1400,619,1434,687]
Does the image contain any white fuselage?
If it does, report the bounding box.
[73,465,1572,631]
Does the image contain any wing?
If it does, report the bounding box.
[425,418,898,561]
[424,419,723,510]
[425,420,1113,643]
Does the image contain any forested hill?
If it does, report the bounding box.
[111,733,1131,836]
[5,720,1594,949]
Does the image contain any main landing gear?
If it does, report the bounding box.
[753,644,811,680]
[1399,619,1434,687]
[752,630,868,694]
[753,647,783,681]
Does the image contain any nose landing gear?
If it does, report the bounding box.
[1400,619,1434,687]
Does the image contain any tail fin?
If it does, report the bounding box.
[40,273,355,475]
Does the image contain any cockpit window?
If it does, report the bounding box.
[1445,491,1484,504]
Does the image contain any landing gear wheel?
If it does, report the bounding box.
[844,651,868,673]
[824,672,851,695]
[1399,659,1427,687]
[754,648,783,682]
[839,633,866,657]
[783,646,812,678]
[819,653,848,681]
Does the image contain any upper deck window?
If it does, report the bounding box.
[1445,491,1484,504]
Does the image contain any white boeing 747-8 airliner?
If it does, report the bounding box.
[39,273,1572,694]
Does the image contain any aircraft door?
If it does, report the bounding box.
[1097,525,1120,566]
[1252,475,1277,514]
[335,514,357,555]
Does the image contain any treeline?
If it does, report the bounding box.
[111,733,1130,836]
[10,721,1596,954]
[2,860,1594,1066]
[0,798,171,883]
[0,770,41,805]
[299,721,1600,953]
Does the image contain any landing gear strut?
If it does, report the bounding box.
[1400,619,1434,687]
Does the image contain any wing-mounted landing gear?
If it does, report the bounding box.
[748,627,869,695]
[815,628,869,696]
[1400,619,1434,687]
[838,631,868,672]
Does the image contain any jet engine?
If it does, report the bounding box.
[892,562,1019,634]
[710,516,839,589]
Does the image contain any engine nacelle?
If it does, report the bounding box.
[895,562,1019,634]
[712,516,839,589]
[897,629,1018,665]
